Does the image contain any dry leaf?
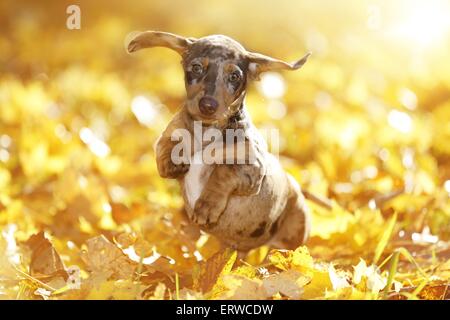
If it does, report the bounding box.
[262,270,310,299]
[216,274,266,300]
[193,248,237,293]
[352,259,387,294]
[24,232,68,280]
[81,235,136,279]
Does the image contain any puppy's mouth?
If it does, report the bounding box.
[191,112,218,124]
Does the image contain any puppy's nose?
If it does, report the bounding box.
[198,96,219,115]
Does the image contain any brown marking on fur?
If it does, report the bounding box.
[204,62,218,96]
[269,220,279,236]
[250,221,267,238]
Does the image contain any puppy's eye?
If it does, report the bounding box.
[191,63,203,75]
[228,72,241,83]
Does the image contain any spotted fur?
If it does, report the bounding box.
[128,31,311,251]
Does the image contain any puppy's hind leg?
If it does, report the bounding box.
[269,174,311,250]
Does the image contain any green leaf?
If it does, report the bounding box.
[383,250,399,298]
[373,212,397,265]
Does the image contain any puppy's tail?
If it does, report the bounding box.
[302,189,333,210]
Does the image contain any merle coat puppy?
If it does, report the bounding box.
[128,31,311,251]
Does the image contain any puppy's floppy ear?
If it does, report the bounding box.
[127,31,196,55]
[246,51,311,80]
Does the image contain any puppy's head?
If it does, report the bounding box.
[128,31,310,124]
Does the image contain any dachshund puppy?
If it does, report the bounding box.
[128,31,311,251]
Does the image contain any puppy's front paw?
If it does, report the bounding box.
[192,195,228,227]
[158,160,189,179]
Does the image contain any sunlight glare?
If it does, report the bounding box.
[444,180,450,194]
[131,95,159,127]
[398,88,417,110]
[388,110,413,133]
[79,127,111,158]
[258,72,286,99]
[0,149,9,162]
[267,100,287,119]
[0,135,12,148]
[392,0,450,47]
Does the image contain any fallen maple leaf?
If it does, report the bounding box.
[24,232,68,281]
[216,274,266,300]
[193,248,237,293]
[81,235,136,280]
[262,269,310,299]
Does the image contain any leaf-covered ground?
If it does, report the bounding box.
[0,0,449,300]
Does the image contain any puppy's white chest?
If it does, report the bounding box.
[183,154,213,208]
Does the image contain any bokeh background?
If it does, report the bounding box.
[0,0,449,299]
